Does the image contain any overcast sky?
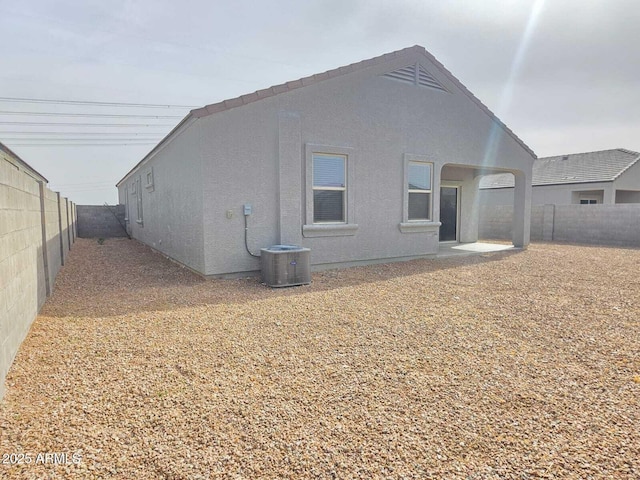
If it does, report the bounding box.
[1,0,638,204]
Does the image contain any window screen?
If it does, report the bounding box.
[313,154,346,223]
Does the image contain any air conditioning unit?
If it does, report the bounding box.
[260,245,311,287]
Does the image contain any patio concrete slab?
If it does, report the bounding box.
[437,242,516,257]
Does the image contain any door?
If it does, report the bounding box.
[440,187,458,242]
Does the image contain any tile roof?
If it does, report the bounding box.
[479,148,640,189]
[0,140,48,182]
[118,45,535,186]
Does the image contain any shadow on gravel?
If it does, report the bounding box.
[41,238,522,318]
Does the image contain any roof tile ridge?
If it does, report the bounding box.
[616,147,640,156]
[539,148,634,161]
[194,46,422,120]
[612,150,640,180]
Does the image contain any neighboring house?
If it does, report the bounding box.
[116,45,536,278]
[479,149,640,206]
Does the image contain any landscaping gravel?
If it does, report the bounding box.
[1,238,638,479]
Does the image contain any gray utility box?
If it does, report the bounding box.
[260,245,311,287]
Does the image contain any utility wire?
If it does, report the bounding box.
[2,137,163,141]
[7,142,158,146]
[0,121,175,127]
[0,96,198,109]
[51,180,118,187]
[0,131,164,136]
[0,111,184,119]
[50,181,117,186]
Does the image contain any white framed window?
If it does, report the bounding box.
[145,167,154,192]
[136,176,143,225]
[399,154,439,233]
[407,161,432,221]
[576,191,603,205]
[313,153,346,223]
[303,144,358,237]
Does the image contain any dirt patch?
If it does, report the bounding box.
[1,238,638,479]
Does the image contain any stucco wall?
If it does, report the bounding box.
[479,203,640,247]
[1,158,75,399]
[118,120,205,273]
[117,49,534,276]
[614,159,640,191]
[195,50,534,276]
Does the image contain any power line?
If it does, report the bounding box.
[0,131,163,136]
[50,180,117,187]
[49,185,119,192]
[0,110,184,119]
[7,142,158,146]
[3,138,161,141]
[0,96,198,109]
[0,121,175,127]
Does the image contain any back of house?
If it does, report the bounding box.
[117,45,536,277]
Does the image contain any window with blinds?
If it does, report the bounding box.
[312,154,346,223]
[407,162,432,221]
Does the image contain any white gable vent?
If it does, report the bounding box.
[382,63,448,92]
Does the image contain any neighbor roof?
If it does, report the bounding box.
[479,148,640,189]
[0,140,48,183]
[118,45,535,187]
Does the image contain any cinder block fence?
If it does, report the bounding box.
[479,204,640,247]
[0,160,76,399]
[77,204,127,238]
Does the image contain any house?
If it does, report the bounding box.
[116,45,536,278]
[479,148,640,206]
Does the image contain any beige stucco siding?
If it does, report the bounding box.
[196,50,533,275]
[118,120,205,273]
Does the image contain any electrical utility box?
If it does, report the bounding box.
[260,245,311,287]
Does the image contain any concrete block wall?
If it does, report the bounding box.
[77,205,127,238]
[44,188,63,282]
[478,205,515,240]
[479,204,640,247]
[552,204,640,247]
[0,160,75,399]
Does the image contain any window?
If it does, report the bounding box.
[313,154,346,223]
[136,176,143,224]
[303,144,358,237]
[145,167,154,192]
[407,162,432,220]
[580,199,597,205]
[400,154,438,233]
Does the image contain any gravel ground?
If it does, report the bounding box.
[1,238,638,479]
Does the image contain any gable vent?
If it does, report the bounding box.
[382,63,448,92]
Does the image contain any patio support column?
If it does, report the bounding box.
[459,175,481,243]
[512,170,531,248]
[603,184,616,204]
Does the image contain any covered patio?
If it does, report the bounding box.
[437,163,531,248]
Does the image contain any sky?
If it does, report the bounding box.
[1,0,638,204]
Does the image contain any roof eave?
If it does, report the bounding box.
[611,151,640,181]
[116,113,195,187]
[117,44,538,187]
